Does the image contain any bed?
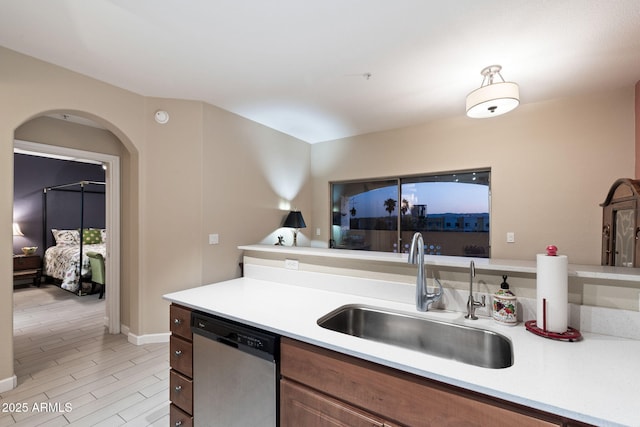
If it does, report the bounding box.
[42,181,106,295]
[43,228,106,293]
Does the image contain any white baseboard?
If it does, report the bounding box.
[128,331,171,345]
[0,375,17,393]
[120,324,170,345]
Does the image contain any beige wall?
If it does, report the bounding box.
[137,98,204,336]
[201,103,311,285]
[15,117,124,156]
[0,47,311,384]
[310,87,636,265]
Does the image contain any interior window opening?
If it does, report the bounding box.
[331,169,490,257]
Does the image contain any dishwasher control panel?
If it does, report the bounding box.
[191,310,278,362]
[240,333,265,349]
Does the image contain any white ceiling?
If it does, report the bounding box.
[1,1,639,143]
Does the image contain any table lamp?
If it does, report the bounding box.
[13,222,24,237]
[283,211,306,247]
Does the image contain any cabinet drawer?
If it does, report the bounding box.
[281,379,389,427]
[170,370,193,414]
[170,404,193,427]
[170,336,193,378]
[170,304,192,340]
[14,255,40,270]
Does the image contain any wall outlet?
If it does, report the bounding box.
[209,233,219,245]
[284,259,299,270]
[316,227,321,236]
[506,232,515,243]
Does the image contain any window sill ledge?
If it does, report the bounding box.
[239,244,640,282]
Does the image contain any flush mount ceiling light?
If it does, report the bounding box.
[154,110,169,124]
[466,65,519,119]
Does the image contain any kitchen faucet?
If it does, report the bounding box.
[465,260,486,319]
[408,232,443,311]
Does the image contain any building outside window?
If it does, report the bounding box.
[331,169,490,257]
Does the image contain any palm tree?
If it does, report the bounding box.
[384,198,396,216]
[383,198,398,231]
[400,198,410,215]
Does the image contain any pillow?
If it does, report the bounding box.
[82,228,102,244]
[100,229,107,243]
[52,229,80,246]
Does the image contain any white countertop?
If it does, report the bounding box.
[164,277,639,427]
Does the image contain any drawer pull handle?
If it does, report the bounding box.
[174,385,182,392]
[175,350,182,357]
[175,421,183,427]
[173,318,182,325]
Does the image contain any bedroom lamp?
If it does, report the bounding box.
[13,222,24,237]
[283,210,306,247]
[466,65,519,118]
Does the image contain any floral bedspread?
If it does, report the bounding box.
[43,243,106,293]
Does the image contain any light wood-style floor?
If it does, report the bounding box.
[0,284,169,426]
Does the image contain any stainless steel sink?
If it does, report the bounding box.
[317,304,513,369]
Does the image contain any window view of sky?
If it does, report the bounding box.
[349,182,489,218]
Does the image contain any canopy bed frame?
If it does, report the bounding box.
[42,180,106,295]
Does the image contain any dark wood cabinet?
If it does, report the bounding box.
[170,370,193,416]
[600,178,640,267]
[281,379,391,427]
[280,337,574,427]
[169,405,193,427]
[13,254,41,287]
[170,336,193,378]
[169,304,194,426]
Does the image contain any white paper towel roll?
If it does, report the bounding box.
[536,253,568,333]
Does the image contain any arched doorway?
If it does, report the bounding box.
[13,114,123,334]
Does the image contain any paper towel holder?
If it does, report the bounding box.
[525,320,582,341]
[526,297,582,341]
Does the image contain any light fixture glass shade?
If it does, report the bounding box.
[13,222,24,236]
[466,82,520,118]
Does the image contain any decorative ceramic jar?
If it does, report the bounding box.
[492,275,517,325]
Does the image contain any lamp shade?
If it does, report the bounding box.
[283,211,306,229]
[12,222,24,236]
[466,82,520,118]
[466,65,519,119]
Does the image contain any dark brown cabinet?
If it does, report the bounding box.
[280,337,592,427]
[281,379,392,427]
[169,304,193,426]
[601,178,640,267]
[13,254,41,287]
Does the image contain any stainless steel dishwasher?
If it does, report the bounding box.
[191,311,279,427]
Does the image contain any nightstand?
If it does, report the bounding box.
[13,254,42,287]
